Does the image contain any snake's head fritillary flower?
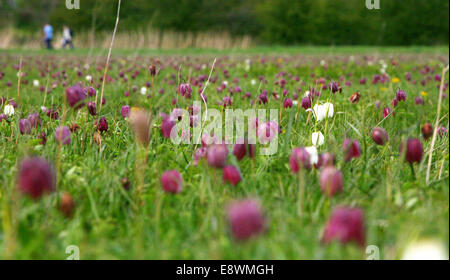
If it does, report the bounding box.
[371,127,389,145]
[320,167,344,197]
[233,138,256,161]
[311,131,325,146]
[96,116,108,133]
[0,113,7,123]
[257,121,279,144]
[55,126,71,145]
[322,207,365,247]
[383,107,392,118]
[207,144,229,168]
[18,157,55,199]
[121,105,130,118]
[178,83,192,99]
[349,92,361,104]
[396,89,406,102]
[437,127,448,137]
[19,118,32,135]
[283,98,293,108]
[401,138,423,164]
[422,123,433,140]
[27,113,41,128]
[289,147,311,172]
[59,192,75,218]
[301,96,311,109]
[222,165,242,186]
[65,85,87,109]
[148,65,157,77]
[415,96,425,105]
[342,138,361,162]
[227,199,265,241]
[161,170,183,194]
[315,152,336,169]
[87,101,97,116]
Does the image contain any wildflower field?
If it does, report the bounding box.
[0,47,448,260]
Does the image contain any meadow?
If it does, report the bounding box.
[0,47,448,260]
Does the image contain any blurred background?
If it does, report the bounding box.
[0,0,449,49]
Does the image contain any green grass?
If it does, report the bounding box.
[0,48,448,260]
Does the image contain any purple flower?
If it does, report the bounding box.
[222,165,242,186]
[383,107,392,118]
[322,207,365,247]
[320,167,344,197]
[301,96,311,109]
[328,81,339,94]
[18,157,55,199]
[232,138,255,161]
[121,105,130,118]
[161,114,176,139]
[0,113,7,122]
[401,138,423,164]
[342,138,361,162]
[415,96,425,105]
[87,101,97,116]
[65,85,87,109]
[289,147,311,173]
[283,98,293,108]
[19,119,32,135]
[396,89,406,101]
[178,83,192,99]
[55,126,71,145]
[207,144,229,168]
[161,170,183,194]
[371,127,389,145]
[227,199,265,241]
[96,116,108,132]
[27,113,41,128]
[437,126,448,137]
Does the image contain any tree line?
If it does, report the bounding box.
[1,0,448,45]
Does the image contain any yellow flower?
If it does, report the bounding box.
[381,87,387,92]
[421,91,428,97]
[392,77,400,83]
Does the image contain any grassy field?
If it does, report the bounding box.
[0,47,448,260]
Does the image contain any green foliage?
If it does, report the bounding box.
[1,0,449,45]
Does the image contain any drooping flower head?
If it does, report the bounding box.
[320,167,344,197]
[18,157,55,199]
[342,138,361,162]
[322,207,365,247]
[371,127,389,145]
[161,170,183,194]
[227,199,265,241]
[65,84,87,109]
[55,126,71,145]
[222,165,242,186]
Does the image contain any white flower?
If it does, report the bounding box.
[41,106,47,113]
[402,240,448,260]
[320,60,326,66]
[33,80,40,87]
[3,104,14,116]
[85,75,93,82]
[305,146,319,165]
[140,87,147,95]
[223,80,228,86]
[304,90,311,97]
[292,100,298,106]
[251,79,257,86]
[311,131,325,146]
[245,59,251,71]
[312,102,334,122]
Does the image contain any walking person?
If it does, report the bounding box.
[43,24,53,50]
[62,26,74,49]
